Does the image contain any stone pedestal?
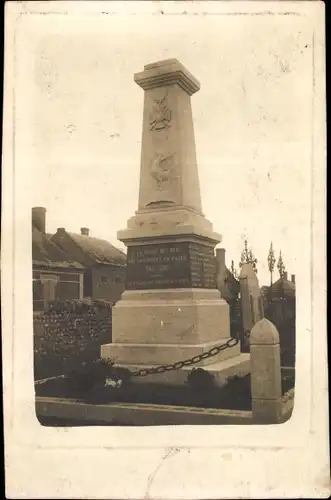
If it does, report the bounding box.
[101,59,245,380]
[40,275,58,311]
[101,288,240,366]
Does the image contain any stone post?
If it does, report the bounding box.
[239,263,264,331]
[250,318,282,423]
[40,275,58,311]
[79,273,84,300]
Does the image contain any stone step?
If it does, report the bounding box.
[105,352,250,387]
[101,338,241,368]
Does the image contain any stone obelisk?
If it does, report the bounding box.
[101,59,240,376]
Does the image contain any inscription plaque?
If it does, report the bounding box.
[126,241,217,290]
[189,242,217,289]
[126,242,191,290]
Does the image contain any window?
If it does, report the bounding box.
[33,280,44,311]
[83,269,92,297]
[57,282,80,300]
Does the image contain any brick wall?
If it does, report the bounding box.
[92,264,125,302]
[34,299,113,379]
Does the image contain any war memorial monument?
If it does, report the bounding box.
[101,59,248,382]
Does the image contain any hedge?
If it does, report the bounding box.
[34,299,113,380]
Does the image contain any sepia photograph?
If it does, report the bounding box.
[2,1,328,498]
[30,5,302,428]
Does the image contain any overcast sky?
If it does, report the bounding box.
[15,2,314,286]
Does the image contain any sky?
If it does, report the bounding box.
[15,2,314,286]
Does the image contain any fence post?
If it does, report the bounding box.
[250,318,282,423]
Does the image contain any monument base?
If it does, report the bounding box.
[101,288,241,370]
[101,339,241,366]
[108,353,251,387]
[118,205,222,243]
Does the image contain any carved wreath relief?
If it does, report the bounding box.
[149,95,172,131]
[151,153,175,191]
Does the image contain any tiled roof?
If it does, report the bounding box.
[270,278,295,297]
[32,227,83,269]
[67,233,126,266]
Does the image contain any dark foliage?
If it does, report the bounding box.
[186,367,217,391]
[35,365,295,411]
[34,299,113,379]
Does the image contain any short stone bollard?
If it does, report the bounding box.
[250,318,282,424]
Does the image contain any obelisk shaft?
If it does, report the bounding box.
[135,59,202,213]
[118,59,221,244]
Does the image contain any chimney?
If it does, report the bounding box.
[32,207,46,233]
[215,248,226,278]
[81,227,89,236]
[57,227,66,234]
[291,274,295,283]
[283,271,288,281]
[215,248,226,290]
[215,248,226,269]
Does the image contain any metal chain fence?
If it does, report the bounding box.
[131,337,239,378]
[35,323,241,385]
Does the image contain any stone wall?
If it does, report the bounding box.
[34,299,113,379]
[33,267,83,311]
[91,264,126,302]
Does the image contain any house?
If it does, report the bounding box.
[264,272,296,324]
[32,207,84,311]
[51,226,126,303]
[270,272,296,298]
[262,272,296,367]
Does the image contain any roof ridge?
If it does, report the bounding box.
[32,227,84,268]
[68,231,125,248]
[66,231,126,264]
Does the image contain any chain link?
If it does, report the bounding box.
[130,336,239,378]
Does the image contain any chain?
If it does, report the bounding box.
[130,337,239,378]
[35,324,241,386]
[244,330,251,339]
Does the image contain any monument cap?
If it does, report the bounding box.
[250,318,280,346]
[144,58,179,70]
[134,58,200,95]
[239,262,256,280]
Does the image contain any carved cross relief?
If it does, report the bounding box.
[149,94,172,131]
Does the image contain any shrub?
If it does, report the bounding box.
[186,368,217,392]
